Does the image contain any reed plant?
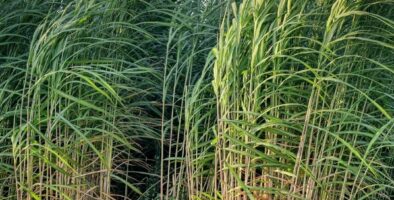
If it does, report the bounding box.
[0,0,393,199]
[179,0,394,199]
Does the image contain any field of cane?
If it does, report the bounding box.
[0,0,393,199]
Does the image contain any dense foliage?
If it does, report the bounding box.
[0,0,393,199]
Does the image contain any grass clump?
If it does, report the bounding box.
[207,0,394,199]
[0,0,393,199]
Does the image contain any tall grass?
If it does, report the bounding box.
[180,0,394,199]
[0,0,164,199]
[0,0,393,200]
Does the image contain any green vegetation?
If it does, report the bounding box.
[0,0,393,199]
